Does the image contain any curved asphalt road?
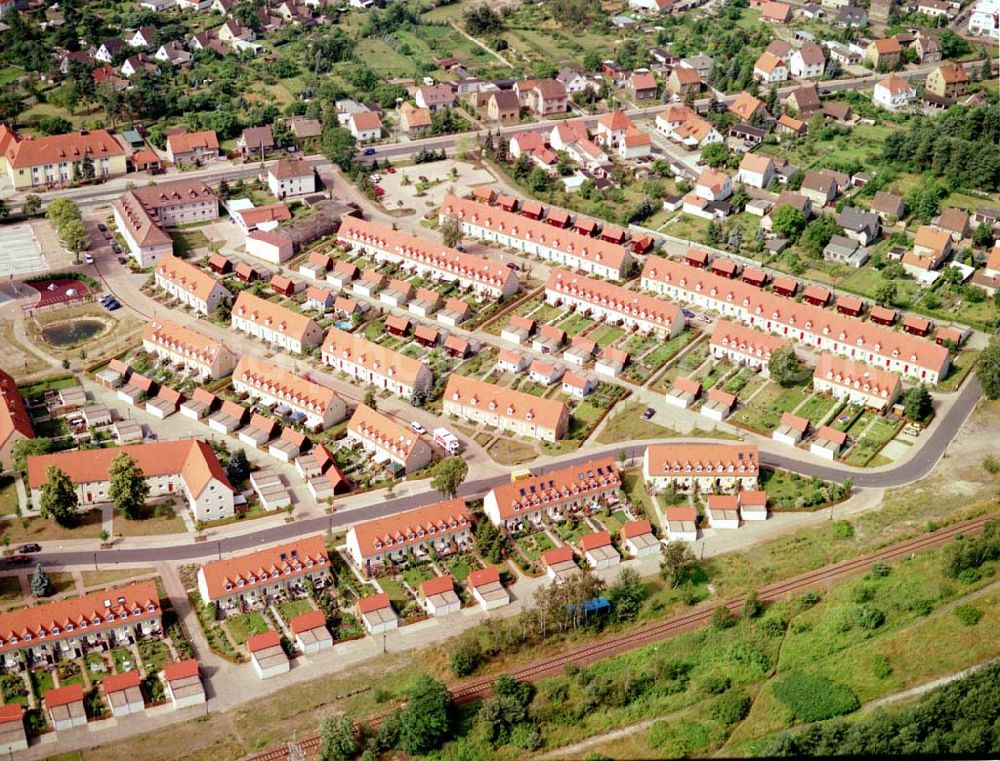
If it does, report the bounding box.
[37,377,981,567]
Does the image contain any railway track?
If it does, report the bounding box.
[246,511,996,761]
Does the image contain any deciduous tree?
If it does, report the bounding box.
[430,456,468,499]
[108,452,150,520]
[39,465,78,527]
[660,540,698,588]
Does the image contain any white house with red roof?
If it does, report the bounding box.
[46,685,87,731]
[621,520,660,557]
[420,575,461,616]
[467,568,510,610]
[812,355,902,410]
[0,582,160,669]
[104,670,145,717]
[142,319,236,380]
[440,194,633,281]
[443,375,569,442]
[154,255,231,314]
[643,443,760,493]
[484,458,620,530]
[163,659,205,709]
[709,319,789,374]
[580,530,621,569]
[754,51,788,83]
[542,546,580,583]
[346,499,472,576]
[247,631,289,679]
[322,327,433,399]
[232,291,325,354]
[0,368,33,472]
[346,403,433,474]
[357,593,398,635]
[26,442,234,522]
[232,355,345,430]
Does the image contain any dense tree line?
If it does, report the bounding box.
[761,661,1000,756]
[881,106,1000,192]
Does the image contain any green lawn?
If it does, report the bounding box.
[514,532,555,562]
[795,394,838,425]
[588,325,625,348]
[831,403,865,432]
[376,576,410,608]
[761,468,849,510]
[444,555,476,583]
[84,653,108,684]
[556,312,594,337]
[844,416,902,467]
[772,387,809,414]
[644,330,695,369]
[277,599,314,623]
[596,509,631,535]
[401,565,435,591]
[138,639,171,672]
[111,647,135,674]
[555,521,590,547]
[30,668,54,698]
[224,612,271,646]
[0,574,21,607]
[0,67,23,87]
[169,229,220,258]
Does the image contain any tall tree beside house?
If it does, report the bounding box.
[475,520,506,564]
[440,214,464,249]
[22,194,41,216]
[430,456,468,499]
[769,346,806,388]
[226,449,251,487]
[39,465,79,527]
[322,126,356,172]
[30,564,54,598]
[770,205,808,241]
[660,540,698,588]
[874,281,897,307]
[903,384,933,422]
[108,452,150,520]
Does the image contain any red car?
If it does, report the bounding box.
[374,186,385,197]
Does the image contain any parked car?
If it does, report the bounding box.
[506,262,519,270]
[642,407,656,420]
[3,555,30,567]
[104,299,121,310]
[118,256,127,265]
[362,147,376,156]
[386,166,396,174]
[97,223,107,232]
[682,308,695,319]
[18,543,41,553]
[369,173,381,183]
[410,421,427,435]
[112,244,122,254]
[84,254,94,264]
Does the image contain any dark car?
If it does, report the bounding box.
[682,308,695,319]
[362,147,376,156]
[104,299,121,310]
[18,543,41,553]
[506,262,520,270]
[642,407,656,420]
[97,223,107,232]
[118,256,127,264]
[3,555,30,567]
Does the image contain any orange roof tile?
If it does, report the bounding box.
[547,269,681,331]
[155,255,227,303]
[0,582,160,655]
[199,536,329,601]
[466,567,500,587]
[580,530,611,551]
[234,356,340,417]
[350,499,470,559]
[246,630,281,652]
[232,291,321,343]
[814,355,901,401]
[5,129,125,170]
[45,684,85,708]
[542,546,574,565]
[780,412,809,431]
[322,327,428,389]
[348,404,425,461]
[710,319,788,360]
[166,130,218,155]
[289,609,327,634]
[440,194,630,274]
[646,443,759,476]
[163,659,199,681]
[143,319,229,368]
[488,458,620,520]
[0,368,33,456]
[420,575,455,596]
[444,375,568,435]
[103,670,141,693]
[622,519,654,539]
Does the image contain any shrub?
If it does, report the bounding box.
[449,637,482,677]
[711,605,735,629]
[853,604,886,630]
[984,456,1000,474]
[870,561,891,578]
[799,590,822,609]
[709,691,752,725]
[772,671,860,722]
[871,653,893,679]
[953,604,983,626]
[701,674,732,695]
[832,520,855,540]
[648,719,712,755]
[909,598,934,616]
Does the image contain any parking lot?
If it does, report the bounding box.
[0,222,48,276]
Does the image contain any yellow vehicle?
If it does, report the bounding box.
[510,468,534,483]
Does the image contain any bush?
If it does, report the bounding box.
[871,653,893,679]
[799,590,822,609]
[984,456,1000,475]
[832,520,855,540]
[870,561,891,578]
[909,598,934,616]
[701,674,732,695]
[449,637,482,677]
[953,604,983,626]
[711,605,735,629]
[709,691,752,725]
[853,604,886,630]
[772,671,860,722]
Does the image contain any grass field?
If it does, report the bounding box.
[401,565,435,591]
[488,437,538,466]
[556,312,594,337]
[514,532,555,562]
[0,576,22,608]
[587,325,626,348]
[225,612,271,646]
[81,568,156,588]
[444,555,475,583]
[169,230,221,258]
[137,639,171,672]
[277,599,314,623]
[844,416,901,466]
[795,394,838,425]
[376,576,410,608]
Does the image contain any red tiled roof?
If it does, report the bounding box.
[646,443,759,476]
[0,368,33,456]
[143,319,229,369]
[103,670,141,693]
[27,441,231,498]
[0,582,159,655]
[781,412,809,432]
[234,356,339,417]
[0,705,23,723]
[199,536,329,601]
[542,546,574,566]
[289,609,327,634]
[156,255,226,302]
[357,592,391,614]
[580,530,611,551]
[348,404,425,462]
[621,519,654,539]
[246,630,281,653]
[547,269,681,332]
[5,129,125,169]
[163,659,199,681]
[233,291,320,343]
[45,684,85,708]
[322,327,428,389]
[466,567,500,587]
[816,425,847,445]
[167,130,218,155]
[420,575,455,597]
[350,499,470,559]
[710,319,788,360]
[444,375,568,435]
[440,194,630,274]
[666,506,698,522]
[814,355,901,401]
[488,458,620,520]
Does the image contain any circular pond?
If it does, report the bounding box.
[41,319,109,347]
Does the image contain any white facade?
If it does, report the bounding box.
[153,270,230,315]
[873,79,916,110]
[267,165,316,199]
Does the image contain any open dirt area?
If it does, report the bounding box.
[375,159,495,219]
